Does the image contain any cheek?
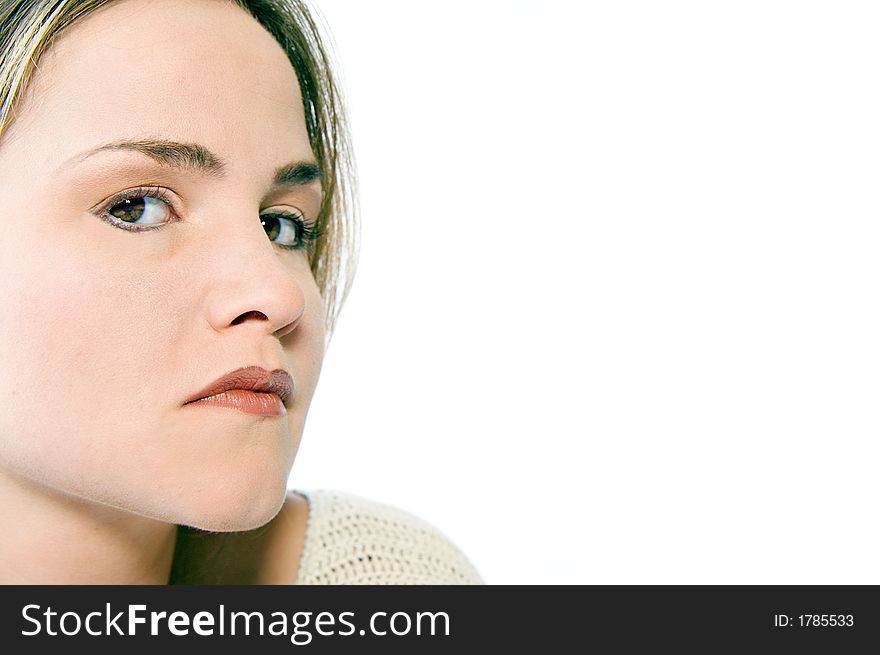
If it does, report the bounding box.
[10,253,170,390]
[0,238,178,474]
[283,280,326,434]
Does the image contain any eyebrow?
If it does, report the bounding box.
[63,138,322,188]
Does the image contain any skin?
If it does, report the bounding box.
[0,0,324,583]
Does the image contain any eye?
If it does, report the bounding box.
[108,196,171,226]
[260,210,321,251]
[97,186,175,231]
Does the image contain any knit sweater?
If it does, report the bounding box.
[290,489,484,585]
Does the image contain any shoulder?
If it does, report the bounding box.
[289,489,484,585]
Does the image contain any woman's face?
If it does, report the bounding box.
[0,0,325,531]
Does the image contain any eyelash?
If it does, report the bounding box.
[95,185,322,251]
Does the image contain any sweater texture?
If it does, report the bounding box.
[290,489,483,585]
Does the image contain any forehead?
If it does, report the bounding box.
[6,0,309,175]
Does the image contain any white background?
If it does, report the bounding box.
[291,0,880,583]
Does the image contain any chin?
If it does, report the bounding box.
[152,422,301,532]
[172,477,289,533]
[153,450,295,532]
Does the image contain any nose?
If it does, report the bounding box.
[200,209,306,339]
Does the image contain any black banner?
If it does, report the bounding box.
[0,585,876,652]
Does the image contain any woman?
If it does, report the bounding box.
[0,0,482,584]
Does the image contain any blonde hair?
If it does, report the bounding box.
[0,0,358,339]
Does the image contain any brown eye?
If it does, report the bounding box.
[260,211,316,251]
[107,196,171,225]
[262,214,282,241]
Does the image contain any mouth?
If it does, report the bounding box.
[185,389,286,417]
[184,366,294,416]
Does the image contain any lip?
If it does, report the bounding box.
[183,366,294,411]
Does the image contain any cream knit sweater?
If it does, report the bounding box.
[290,489,483,585]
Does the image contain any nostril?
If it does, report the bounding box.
[231,310,267,326]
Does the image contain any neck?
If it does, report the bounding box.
[0,472,177,584]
